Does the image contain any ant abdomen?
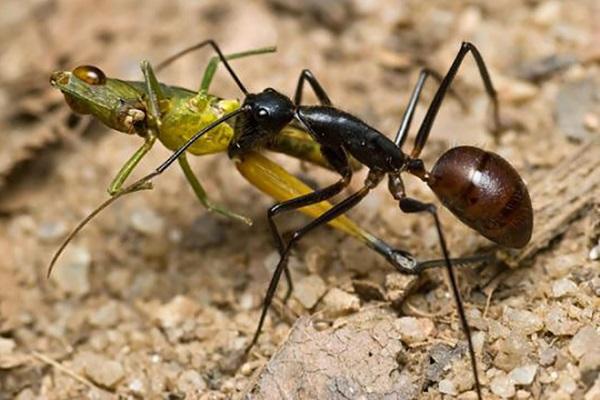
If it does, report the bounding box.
[427,146,533,248]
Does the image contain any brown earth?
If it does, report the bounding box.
[0,0,599,399]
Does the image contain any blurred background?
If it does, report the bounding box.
[0,0,598,398]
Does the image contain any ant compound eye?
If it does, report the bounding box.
[257,108,269,119]
[72,65,106,85]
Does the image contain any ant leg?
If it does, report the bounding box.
[247,171,385,354]
[398,197,482,400]
[267,146,352,301]
[411,41,500,158]
[177,153,252,226]
[294,69,332,106]
[237,152,479,275]
[394,68,468,148]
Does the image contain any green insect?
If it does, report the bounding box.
[48,44,407,277]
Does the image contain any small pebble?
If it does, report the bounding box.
[0,337,16,354]
[503,307,544,335]
[155,295,200,329]
[532,1,561,26]
[589,277,600,296]
[176,369,207,393]
[239,292,256,311]
[304,246,329,274]
[395,317,435,344]
[515,389,532,399]
[263,251,280,274]
[438,379,457,395]
[497,76,539,103]
[557,371,577,394]
[294,274,327,309]
[240,360,262,376]
[589,244,600,261]
[321,288,360,318]
[50,246,91,297]
[494,334,532,370]
[14,388,35,400]
[127,378,146,395]
[82,353,125,389]
[547,254,579,278]
[130,208,165,235]
[551,278,578,298]
[385,273,419,308]
[129,271,157,298]
[509,364,538,385]
[472,331,486,355]
[37,220,67,241]
[539,346,558,366]
[88,301,120,328]
[556,79,598,141]
[580,350,600,374]
[569,326,600,360]
[584,113,599,132]
[490,372,516,398]
[545,305,579,336]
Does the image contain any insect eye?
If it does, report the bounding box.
[72,65,106,85]
[257,108,269,118]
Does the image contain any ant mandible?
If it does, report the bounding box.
[122,40,533,399]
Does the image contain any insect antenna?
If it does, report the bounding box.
[47,107,247,277]
[155,39,249,95]
[47,182,151,278]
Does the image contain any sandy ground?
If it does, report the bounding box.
[0,0,599,399]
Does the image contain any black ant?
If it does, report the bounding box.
[116,40,534,399]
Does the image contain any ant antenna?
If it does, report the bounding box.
[47,107,246,277]
[155,40,249,95]
[47,181,151,278]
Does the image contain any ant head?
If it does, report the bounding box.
[243,88,295,132]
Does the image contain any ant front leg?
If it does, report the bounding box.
[398,197,482,400]
[248,169,382,355]
[411,42,501,158]
[266,146,352,302]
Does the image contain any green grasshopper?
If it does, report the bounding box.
[48,45,394,276]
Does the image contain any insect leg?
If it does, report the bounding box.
[247,171,384,354]
[411,42,500,158]
[398,197,482,400]
[107,136,157,195]
[199,46,276,92]
[237,152,469,274]
[105,60,166,195]
[154,40,249,94]
[293,69,332,106]
[266,146,352,301]
[394,68,468,148]
[178,153,252,225]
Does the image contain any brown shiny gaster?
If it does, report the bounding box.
[427,146,533,248]
[73,65,106,85]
